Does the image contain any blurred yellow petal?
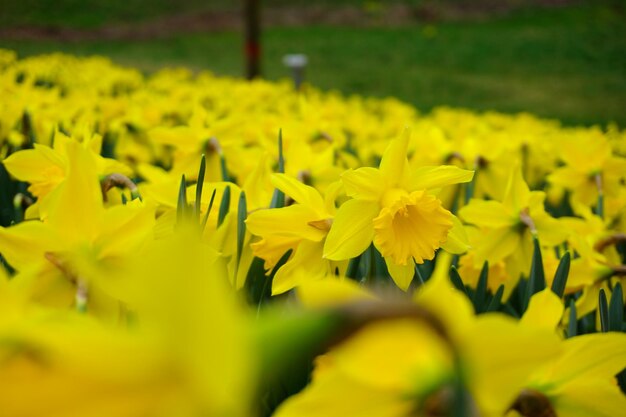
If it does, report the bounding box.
[463,315,561,416]
[414,268,475,334]
[548,166,585,189]
[96,202,156,259]
[553,379,626,417]
[2,146,62,183]
[459,199,513,228]
[549,333,626,385]
[46,141,102,244]
[0,222,59,270]
[521,288,564,331]
[243,154,273,210]
[474,227,520,266]
[297,278,376,308]
[503,166,531,212]
[330,319,453,393]
[274,361,414,417]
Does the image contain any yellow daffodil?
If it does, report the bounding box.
[459,166,567,289]
[324,131,473,290]
[548,130,626,218]
[246,174,343,294]
[2,130,131,217]
[0,140,154,316]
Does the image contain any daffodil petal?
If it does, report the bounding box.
[551,333,626,384]
[521,288,564,331]
[2,146,62,183]
[341,167,385,201]
[385,258,415,291]
[410,165,474,191]
[440,215,470,254]
[0,222,59,270]
[503,166,531,213]
[553,378,626,417]
[246,204,327,242]
[271,173,325,211]
[272,240,327,295]
[323,199,378,260]
[474,228,520,266]
[379,129,410,187]
[46,141,102,244]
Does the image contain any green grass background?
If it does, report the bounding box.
[1,2,625,127]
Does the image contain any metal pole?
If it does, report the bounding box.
[244,0,261,79]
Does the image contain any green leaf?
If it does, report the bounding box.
[270,129,285,208]
[372,247,389,282]
[220,154,230,182]
[257,250,292,314]
[236,191,247,268]
[359,245,374,283]
[449,266,468,295]
[524,236,545,312]
[277,129,284,173]
[609,283,624,332]
[345,255,361,281]
[201,188,217,231]
[473,261,488,313]
[486,284,504,312]
[567,299,577,338]
[22,110,36,146]
[414,264,425,285]
[176,174,187,223]
[195,154,206,218]
[502,302,520,318]
[599,289,609,333]
[464,165,478,204]
[550,251,570,298]
[217,185,231,227]
[244,256,267,304]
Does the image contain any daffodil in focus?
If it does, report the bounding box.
[323,131,473,290]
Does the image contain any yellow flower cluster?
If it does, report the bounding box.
[0,51,625,416]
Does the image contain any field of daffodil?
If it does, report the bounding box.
[1,49,626,417]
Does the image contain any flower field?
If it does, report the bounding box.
[1,50,625,416]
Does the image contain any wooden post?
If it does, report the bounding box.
[244,0,261,79]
